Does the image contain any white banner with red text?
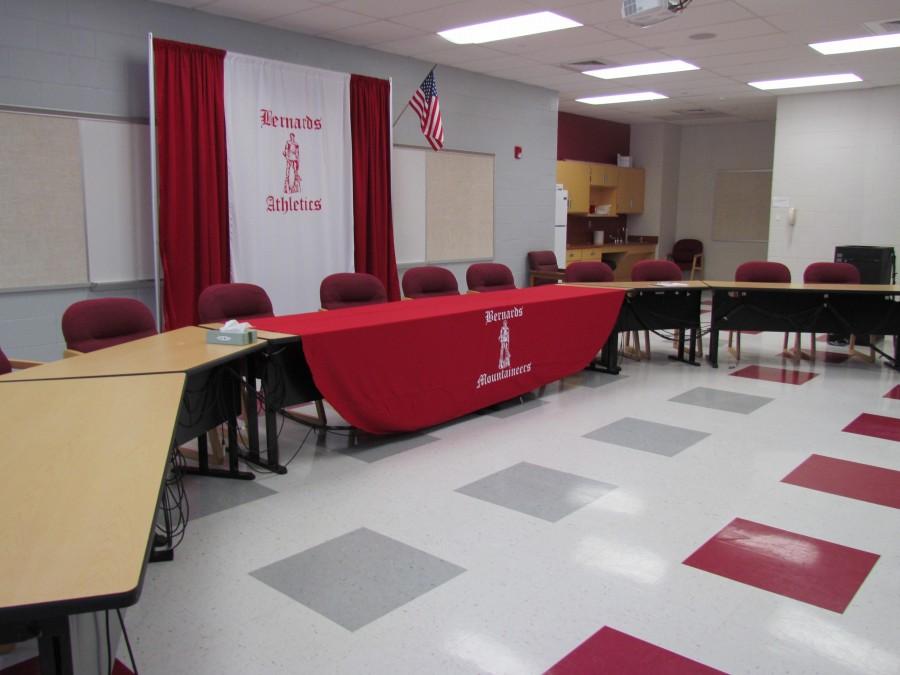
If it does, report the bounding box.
[224,52,353,315]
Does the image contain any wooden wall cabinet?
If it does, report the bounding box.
[616,167,645,214]
[555,161,591,213]
[556,160,644,215]
[589,163,617,187]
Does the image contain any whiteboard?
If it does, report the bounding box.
[80,119,154,283]
[392,145,494,263]
[713,169,772,243]
[0,111,88,289]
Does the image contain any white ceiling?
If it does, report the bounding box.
[153,0,900,124]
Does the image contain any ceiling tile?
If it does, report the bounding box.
[391,0,540,32]
[374,33,454,57]
[628,18,781,49]
[266,5,376,34]
[200,0,319,22]
[321,20,424,46]
[332,0,462,20]
[486,26,619,55]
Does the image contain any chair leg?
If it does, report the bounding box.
[849,335,876,363]
[642,330,651,360]
[623,331,641,360]
[728,331,740,360]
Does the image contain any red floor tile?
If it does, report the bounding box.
[885,385,900,400]
[683,518,879,613]
[783,454,900,508]
[544,627,724,675]
[731,365,818,385]
[843,413,900,443]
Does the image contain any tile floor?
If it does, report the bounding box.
[2,328,898,674]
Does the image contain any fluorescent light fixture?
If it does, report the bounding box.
[583,59,699,79]
[577,92,668,105]
[748,73,862,90]
[438,11,581,45]
[810,33,900,54]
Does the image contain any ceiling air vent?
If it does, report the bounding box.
[561,59,616,73]
[657,108,734,122]
[864,18,900,34]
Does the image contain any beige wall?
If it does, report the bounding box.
[768,85,900,281]
[674,121,775,280]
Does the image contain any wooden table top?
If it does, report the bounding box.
[0,326,267,382]
[566,280,707,290]
[704,281,900,293]
[0,373,185,619]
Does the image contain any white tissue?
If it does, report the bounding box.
[221,319,252,333]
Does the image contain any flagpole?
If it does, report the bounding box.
[392,64,437,127]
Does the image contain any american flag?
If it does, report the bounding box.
[409,70,444,151]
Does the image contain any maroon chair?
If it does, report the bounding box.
[320,273,388,310]
[61,298,156,355]
[401,266,459,299]
[802,262,864,361]
[804,262,860,285]
[466,263,516,293]
[198,283,274,323]
[631,259,683,282]
[527,250,562,286]
[729,261,792,360]
[736,260,791,283]
[629,260,689,359]
[0,346,42,377]
[668,239,703,280]
[564,261,615,283]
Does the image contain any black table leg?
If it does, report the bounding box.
[37,616,73,675]
[591,329,620,374]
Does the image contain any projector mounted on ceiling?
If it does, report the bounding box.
[622,0,693,27]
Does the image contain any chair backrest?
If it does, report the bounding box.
[466,263,516,292]
[320,272,388,309]
[803,261,860,284]
[61,298,157,353]
[198,283,274,323]
[631,259,683,282]
[671,239,703,264]
[564,261,615,283]
[0,347,10,376]
[526,250,558,272]
[401,266,459,299]
[735,261,791,283]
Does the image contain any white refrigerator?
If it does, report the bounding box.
[554,185,568,267]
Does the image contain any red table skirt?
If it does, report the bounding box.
[253,285,624,434]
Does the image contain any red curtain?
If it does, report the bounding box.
[153,39,230,329]
[350,75,400,301]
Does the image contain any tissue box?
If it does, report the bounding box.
[206,329,257,345]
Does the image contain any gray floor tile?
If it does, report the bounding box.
[573,371,628,389]
[585,417,709,457]
[669,387,773,414]
[337,433,439,463]
[181,474,278,520]
[250,528,465,631]
[455,462,616,522]
[483,396,547,418]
